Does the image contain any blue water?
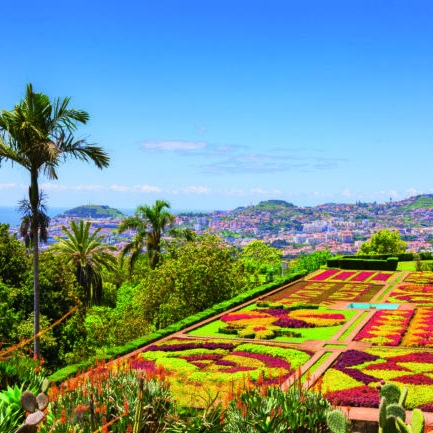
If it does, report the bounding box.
[0,206,68,227]
[347,303,400,310]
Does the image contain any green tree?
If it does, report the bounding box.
[0,223,29,287]
[118,200,175,271]
[241,240,282,275]
[0,84,109,358]
[359,229,407,255]
[51,220,117,306]
[133,234,245,328]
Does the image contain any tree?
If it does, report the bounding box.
[0,84,109,357]
[359,229,407,255]
[0,223,29,287]
[133,234,245,328]
[51,220,117,306]
[241,240,282,275]
[118,200,175,271]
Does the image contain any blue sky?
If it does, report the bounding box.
[1,1,433,211]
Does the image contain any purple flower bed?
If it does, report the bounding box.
[273,318,315,328]
[335,350,379,368]
[255,309,290,317]
[230,351,292,371]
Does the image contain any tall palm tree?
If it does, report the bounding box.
[118,200,175,271]
[0,84,109,358]
[52,220,117,306]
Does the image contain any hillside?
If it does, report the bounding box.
[58,205,125,219]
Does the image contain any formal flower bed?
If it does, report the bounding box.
[136,338,312,406]
[218,306,347,339]
[348,271,377,283]
[307,270,395,283]
[264,280,381,306]
[354,310,414,346]
[402,307,433,347]
[386,284,433,305]
[404,272,433,285]
[330,271,357,281]
[321,348,433,408]
[308,269,340,281]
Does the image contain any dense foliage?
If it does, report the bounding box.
[359,229,407,255]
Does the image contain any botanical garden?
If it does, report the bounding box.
[2,86,433,432]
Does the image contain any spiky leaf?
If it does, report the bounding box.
[411,409,425,433]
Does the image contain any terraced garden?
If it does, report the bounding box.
[69,269,433,418]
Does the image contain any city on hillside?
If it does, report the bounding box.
[8,194,433,257]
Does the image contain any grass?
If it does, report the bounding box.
[397,260,433,272]
[337,311,370,341]
[374,284,395,302]
[188,305,356,343]
[301,352,333,382]
[323,344,346,348]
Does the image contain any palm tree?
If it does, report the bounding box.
[51,220,117,306]
[0,84,109,358]
[118,200,175,271]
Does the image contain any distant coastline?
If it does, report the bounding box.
[0,206,206,227]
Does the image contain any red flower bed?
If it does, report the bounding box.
[349,271,376,283]
[309,269,340,281]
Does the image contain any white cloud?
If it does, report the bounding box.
[181,186,211,194]
[249,188,281,196]
[141,140,206,152]
[0,183,18,190]
[134,185,162,193]
[40,183,104,191]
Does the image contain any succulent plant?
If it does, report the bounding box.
[326,410,350,433]
[14,382,51,433]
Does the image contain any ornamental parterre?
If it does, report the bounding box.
[354,310,414,346]
[321,348,433,409]
[404,272,433,285]
[386,284,433,305]
[218,305,347,339]
[307,270,395,283]
[136,338,312,406]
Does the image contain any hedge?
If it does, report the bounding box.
[326,257,398,271]
[49,270,308,383]
[343,253,414,261]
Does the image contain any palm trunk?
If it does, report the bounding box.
[30,170,40,359]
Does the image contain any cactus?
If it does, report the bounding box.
[379,397,387,428]
[380,384,401,404]
[411,408,425,433]
[399,387,408,407]
[386,403,406,422]
[326,410,349,433]
[14,385,50,433]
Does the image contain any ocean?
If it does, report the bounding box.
[0,206,68,227]
[0,206,206,228]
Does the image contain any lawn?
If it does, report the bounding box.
[188,304,356,342]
